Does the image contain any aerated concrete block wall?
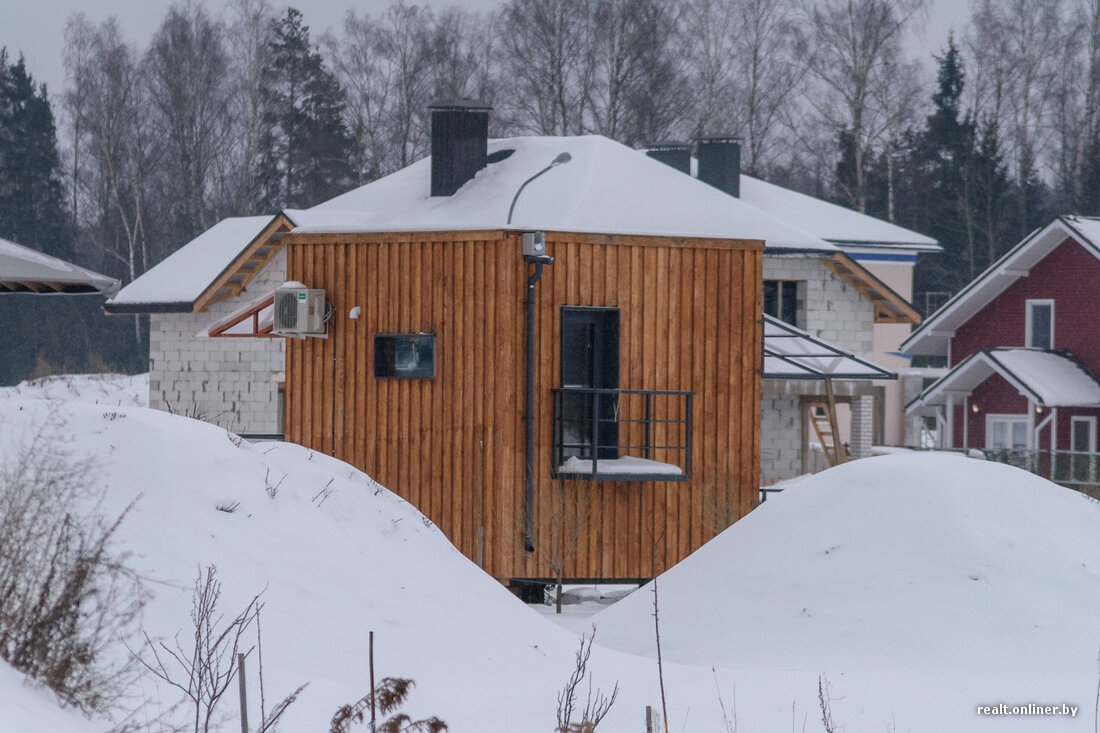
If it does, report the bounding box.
[147,251,287,435]
[763,256,875,358]
[760,257,878,483]
[761,393,801,485]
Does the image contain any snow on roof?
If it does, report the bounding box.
[292,135,835,250]
[0,236,117,294]
[908,348,1100,412]
[738,175,940,250]
[763,315,896,379]
[903,216,1100,355]
[107,216,276,308]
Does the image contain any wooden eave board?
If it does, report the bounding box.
[192,214,293,313]
[824,253,922,324]
[285,228,765,252]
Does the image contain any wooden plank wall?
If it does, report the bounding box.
[285,230,762,581]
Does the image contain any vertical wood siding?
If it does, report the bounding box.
[285,230,762,580]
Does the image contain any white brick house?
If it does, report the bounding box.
[645,140,933,484]
[106,215,292,436]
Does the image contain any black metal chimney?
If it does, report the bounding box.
[696,135,742,198]
[429,98,492,197]
[645,141,691,175]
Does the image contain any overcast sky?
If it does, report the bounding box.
[0,0,971,107]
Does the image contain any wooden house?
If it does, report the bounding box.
[276,101,840,582]
[904,217,1100,483]
[106,101,898,583]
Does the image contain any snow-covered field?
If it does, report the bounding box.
[1,375,1099,731]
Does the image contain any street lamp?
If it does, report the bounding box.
[507,152,572,225]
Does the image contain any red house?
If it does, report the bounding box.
[903,217,1100,482]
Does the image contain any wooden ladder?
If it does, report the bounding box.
[807,380,846,467]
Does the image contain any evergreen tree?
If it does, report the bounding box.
[0,51,68,258]
[257,8,356,210]
[0,50,103,384]
[907,37,1011,302]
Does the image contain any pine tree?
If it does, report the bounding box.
[0,51,68,258]
[257,8,356,210]
[908,37,1011,302]
[0,50,96,385]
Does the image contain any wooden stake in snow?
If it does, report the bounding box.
[238,652,249,733]
[370,631,376,730]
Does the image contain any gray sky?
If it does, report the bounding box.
[1,0,971,107]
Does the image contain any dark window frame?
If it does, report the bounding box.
[764,279,801,327]
[1025,299,1054,349]
[373,333,437,379]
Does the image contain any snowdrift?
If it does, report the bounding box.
[0,398,629,732]
[594,452,1100,729]
[3,377,1100,732]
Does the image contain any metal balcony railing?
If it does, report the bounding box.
[985,448,1100,494]
[551,387,693,481]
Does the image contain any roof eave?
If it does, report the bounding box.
[903,217,1095,353]
[104,300,195,315]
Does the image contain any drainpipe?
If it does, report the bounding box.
[524,252,553,552]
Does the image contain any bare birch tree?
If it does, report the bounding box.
[222,0,274,215]
[64,15,158,345]
[145,1,232,238]
[499,0,597,136]
[799,0,927,211]
[967,0,1066,233]
[684,0,806,174]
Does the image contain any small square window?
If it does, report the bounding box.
[374,334,436,379]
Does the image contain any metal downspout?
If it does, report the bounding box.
[524,257,550,552]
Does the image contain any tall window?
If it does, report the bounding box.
[764,280,799,326]
[1025,299,1054,349]
[560,307,620,459]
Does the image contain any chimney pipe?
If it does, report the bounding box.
[696,135,741,198]
[429,98,492,197]
[644,141,691,175]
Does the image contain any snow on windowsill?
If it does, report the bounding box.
[557,455,684,476]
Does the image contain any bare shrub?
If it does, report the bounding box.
[136,566,304,733]
[556,626,619,733]
[0,409,144,713]
[137,565,261,733]
[330,677,447,733]
[818,675,836,733]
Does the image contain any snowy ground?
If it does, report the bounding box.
[1,375,1099,731]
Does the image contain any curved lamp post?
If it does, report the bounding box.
[507,152,572,225]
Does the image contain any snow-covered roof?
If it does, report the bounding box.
[106,216,280,311]
[763,315,896,379]
[0,236,117,294]
[903,216,1100,355]
[291,135,835,250]
[907,348,1100,413]
[738,175,940,252]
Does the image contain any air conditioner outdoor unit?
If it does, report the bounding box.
[272,283,327,337]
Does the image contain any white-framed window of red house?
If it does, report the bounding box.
[1071,416,1096,453]
[985,413,1028,451]
[1025,299,1054,349]
[1071,416,1097,482]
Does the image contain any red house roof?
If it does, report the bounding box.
[901,216,1100,356]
